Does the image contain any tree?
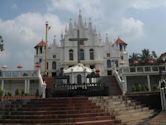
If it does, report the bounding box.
[129,53,140,65]
[152,51,157,58]
[141,49,150,64]
[0,35,4,51]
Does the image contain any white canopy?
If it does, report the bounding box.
[64,63,92,73]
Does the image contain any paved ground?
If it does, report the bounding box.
[147,111,166,125]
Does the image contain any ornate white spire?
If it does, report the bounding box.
[88,17,92,30]
[53,35,56,44]
[84,19,87,27]
[69,18,73,33]
[105,33,109,43]
[94,25,97,34]
[65,25,68,33]
[61,31,64,39]
[78,9,83,26]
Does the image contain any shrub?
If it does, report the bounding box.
[152,85,158,91]
[35,89,39,96]
[15,89,20,96]
[138,84,142,91]
[24,93,29,96]
[21,90,25,96]
[7,92,11,96]
[133,83,144,92]
[0,89,3,96]
[132,84,136,92]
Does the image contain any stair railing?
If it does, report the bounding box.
[112,70,127,95]
[159,79,166,110]
[37,69,46,98]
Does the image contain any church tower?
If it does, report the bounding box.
[34,40,47,74]
[114,37,129,67]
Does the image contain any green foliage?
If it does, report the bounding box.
[35,89,39,96]
[0,88,3,96]
[129,53,140,65]
[132,83,148,92]
[129,49,159,66]
[24,93,29,96]
[152,51,157,58]
[21,90,25,96]
[152,85,158,91]
[7,92,11,96]
[15,89,20,96]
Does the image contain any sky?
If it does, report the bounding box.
[0,0,166,69]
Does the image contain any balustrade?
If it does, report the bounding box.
[120,65,166,74]
[0,70,38,78]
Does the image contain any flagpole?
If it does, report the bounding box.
[45,21,48,76]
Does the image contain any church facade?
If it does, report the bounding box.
[34,12,129,77]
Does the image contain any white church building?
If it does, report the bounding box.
[34,11,129,77]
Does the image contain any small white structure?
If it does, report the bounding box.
[63,63,97,84]
[0,69,46,98]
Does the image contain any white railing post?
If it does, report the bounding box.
[37,69,47,98]
[122,80,127,95]
[160,88,166,110]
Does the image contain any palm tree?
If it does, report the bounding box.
[129,53,140,65]
[141,49,150,64]
[152,51,157,59]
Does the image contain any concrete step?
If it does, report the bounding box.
[2,112,111,119]
[90,96,155,125]
[0,97,120,124]
[0,116,116,124]
[8,109,104,115]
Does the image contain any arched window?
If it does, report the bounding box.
[52,61,56,70]
[80,49,84,60]
[90,49,94,60]
[107,60,111,68]
[69,49,74,60]
[40,47,42,54]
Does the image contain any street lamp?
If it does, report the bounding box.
[0,35,4,51]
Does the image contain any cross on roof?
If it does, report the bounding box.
[69,30,88,63]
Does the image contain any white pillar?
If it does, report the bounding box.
[42,82,46,98]
[147,75,151,91]
[27,80,30,94]
[84,69,86,84]
[1,80,4,90]
[24,80,27,93]
[160,88,166,110]
[1,80,4,96]
[24,80,30,94]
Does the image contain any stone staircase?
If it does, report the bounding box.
[98,76,122,95]
[0,97,121,125]
[89,96,156,125]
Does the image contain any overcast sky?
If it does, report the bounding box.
[0,0,166,69]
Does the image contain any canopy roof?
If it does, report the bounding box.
[64,63,92,73]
